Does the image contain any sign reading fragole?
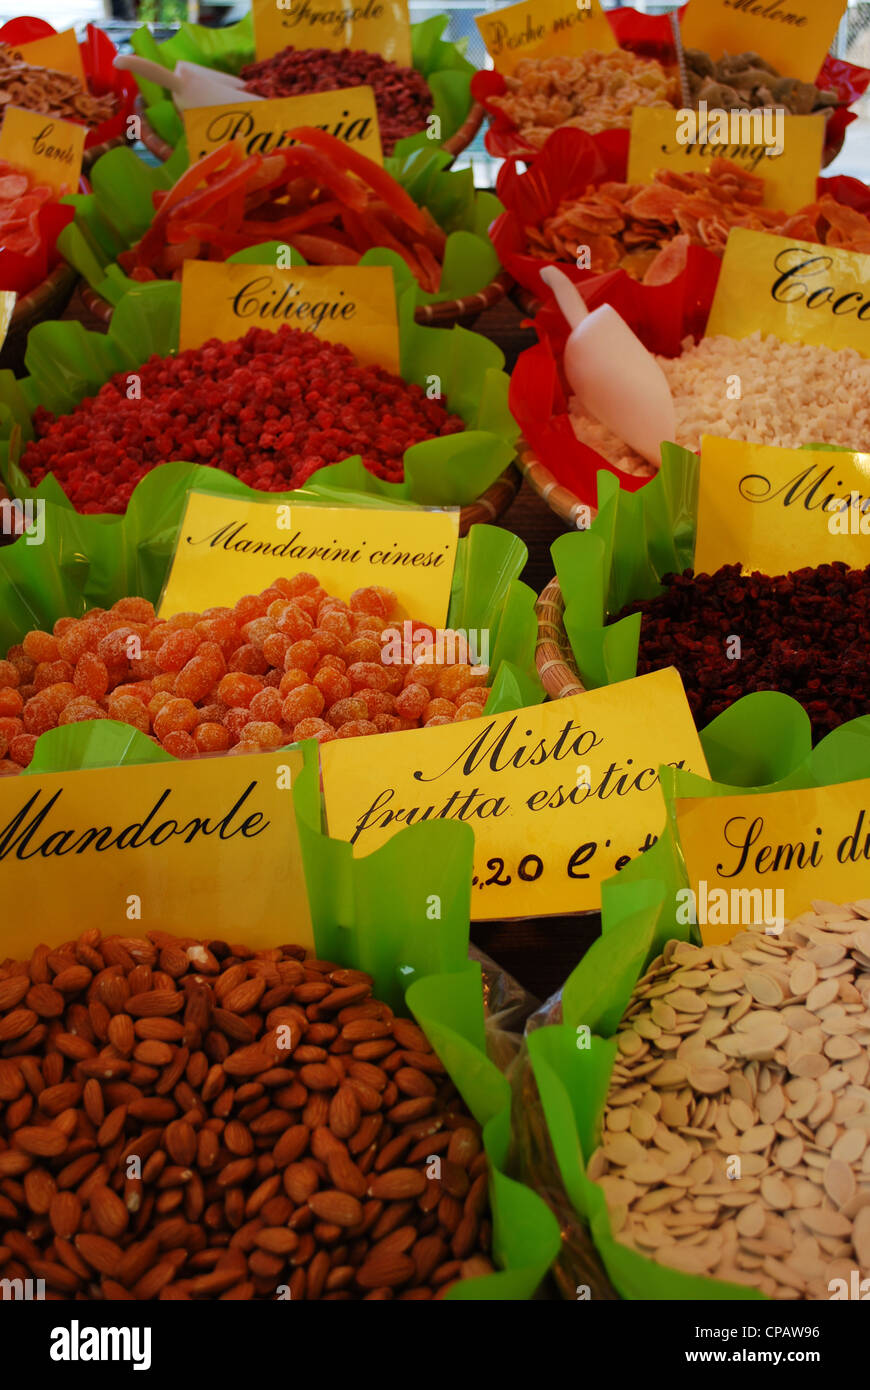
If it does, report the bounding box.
[321,667,708,919]
[0,749,312,957]
[475,0,616,75]
[627,108,824,214]
[183,87,383,165]
[159,492,459,628]
[0,106,85,197]
[178,261,400,372]
[674,775,870,945]
[695,436,870,575]
[251,0,412,66]
[705,229,870,356]
[681,0,847,84]
[9,28,86,83]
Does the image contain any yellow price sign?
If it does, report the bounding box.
[178,261,400,373]
[183,87,383,166]
[706,228,870,357]
[0,749,312,958]
[321,667,708,919]
[0,106,85,197]
[681,0,847,85]
[10,29,86,84]
[159,491,459,628]
[695,436,870,576]
[628,109,824,214]
[251,0,412,66]
[476,0,616,75]
[675,776,870,945]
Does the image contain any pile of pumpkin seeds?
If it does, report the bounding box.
[589,900,870,1298]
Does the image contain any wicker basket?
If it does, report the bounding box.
[137,95,486,165]
[535,576,586,700]
[82,132,130,172]
[1,262,78,374]
[458,462,520,533]
[518,440,597,533]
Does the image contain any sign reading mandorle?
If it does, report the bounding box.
[0,750,312,956]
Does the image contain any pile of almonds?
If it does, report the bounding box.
[590,900,870,1299]
[0,930,492,1300]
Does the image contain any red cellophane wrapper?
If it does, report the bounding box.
[472,3,869,165]
[0,17,137,149]
[509,165,870,509]
[0,198,75,298]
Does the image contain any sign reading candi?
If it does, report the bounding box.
[251,0,412,67]
[0,106,85,197]
[321,668,708,919]
[178,261,400,372]
[706,229,870,356]
[159,492,459,627]
[628,108,823,214]
[681,0,847,84]
[695,437,870,574]
[0,749,312,957]
[183,87,383,165]
[674,775,870,946]
[476,0,616,75]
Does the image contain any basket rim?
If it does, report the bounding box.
[517,439,597,533]
[10,261,77,329]
[535,575,586,701]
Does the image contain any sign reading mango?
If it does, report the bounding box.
[159,492,459,628]
[0,749,312,957]
[681,0,847,84]
[675,775,870,945]
[252,0,412,66]
[321,667,708,919]
[0,106,84,197]
[695,436,870,574]
[706,229,870,357]
[183,87,383,165]
[178,261,400,372]
[628,108,824,214]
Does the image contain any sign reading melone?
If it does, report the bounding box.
[681,0,847,84]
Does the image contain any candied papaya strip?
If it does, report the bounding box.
[288,233,359,265]
[239,199,347,239]
[287,126,427,235]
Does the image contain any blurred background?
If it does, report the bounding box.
[3,0,869,177]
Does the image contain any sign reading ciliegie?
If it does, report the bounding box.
[706,229,870,356]
[695,437,870,575]
[0,106,85,197]
[321,667,708,919]
[178,261,400,372]
[627,109,824,214]
[159,492,459,628]
[476,0,616,75]
[675,775,870,945]
[251,0,412,66]
[183,87,383,165]
[0,750,312,957]
[680,0,847,84]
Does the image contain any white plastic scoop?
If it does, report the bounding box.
[540,265,676,468]
[114,54,263,111]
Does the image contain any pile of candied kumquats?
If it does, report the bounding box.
[0,577,489,774]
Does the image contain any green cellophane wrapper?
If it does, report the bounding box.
[58,140,503,312]
[0,273,518,511]
[129,12,475,153]
[0,459,542,724]
[19,725,559,1300]
[517,703,870,1300]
